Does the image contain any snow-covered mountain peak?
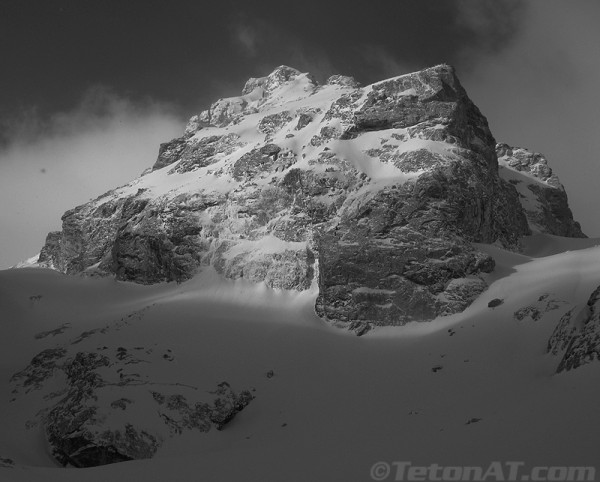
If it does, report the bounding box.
[242,65,316,96]
[187,65,322,133]
[31,64,584,334]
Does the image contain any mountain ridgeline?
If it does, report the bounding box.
[36,64,584,334]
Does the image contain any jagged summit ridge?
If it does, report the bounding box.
[34,64,583,333]
[181,65,319,137]
[241,65,316,96]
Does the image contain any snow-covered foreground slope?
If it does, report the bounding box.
[1,234,600,481]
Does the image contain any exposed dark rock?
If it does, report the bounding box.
[208,382,255,431]
[172,135,225,171]
[550,286,600,372]
[497,143,585,237]
[547,308,580,356]
[242,66,317,100]
[11,346,255,467]
[488,298,504,308]
[111,398,132,410]
[514,306,543,321]
[109,193,228,284]
[527,183,585,237]
[349,321,372,336]
[261,65,313,94]
[0,457,15,468]
[35,323,71,339]
[47,420,159,468]
[437,278,487,316]
[152,137,187,171]
[393,149,446,172]
[313,142,526,326]
[232,144,282,181]
[42,199,125,275]
[514,294,566,322]
[37,231,62,268]
[183,111,210,138]
[258,111,293,136]
[10,347,67,392]
[344,65,497,165]
[326,74,361,88]
[316,222,494,326]
[295,112,314,130]
[169,133,245,174]
[111,227,202,284]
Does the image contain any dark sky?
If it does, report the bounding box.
[0,0,522,124]
[1,0,599,267]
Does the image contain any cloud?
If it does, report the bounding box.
[229,14,271,59]
[457,0,600,236]
[232,22,259,57]
[454,0,524,58]
[284,46,338,84]
[359,46,417,81]
[228,12,338,84]
[0,87,184,268]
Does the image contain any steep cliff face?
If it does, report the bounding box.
[36,64,582,332]
[497,143,585,238]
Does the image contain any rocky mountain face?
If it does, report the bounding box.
[496,143,584,237]
[36,64,584,334]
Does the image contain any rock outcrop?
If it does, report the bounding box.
[548,285,600,373]
[11,342,253,467]
[497,143,585,238]
[33,64,584,332]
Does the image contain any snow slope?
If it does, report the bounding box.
[1,233,600,481]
